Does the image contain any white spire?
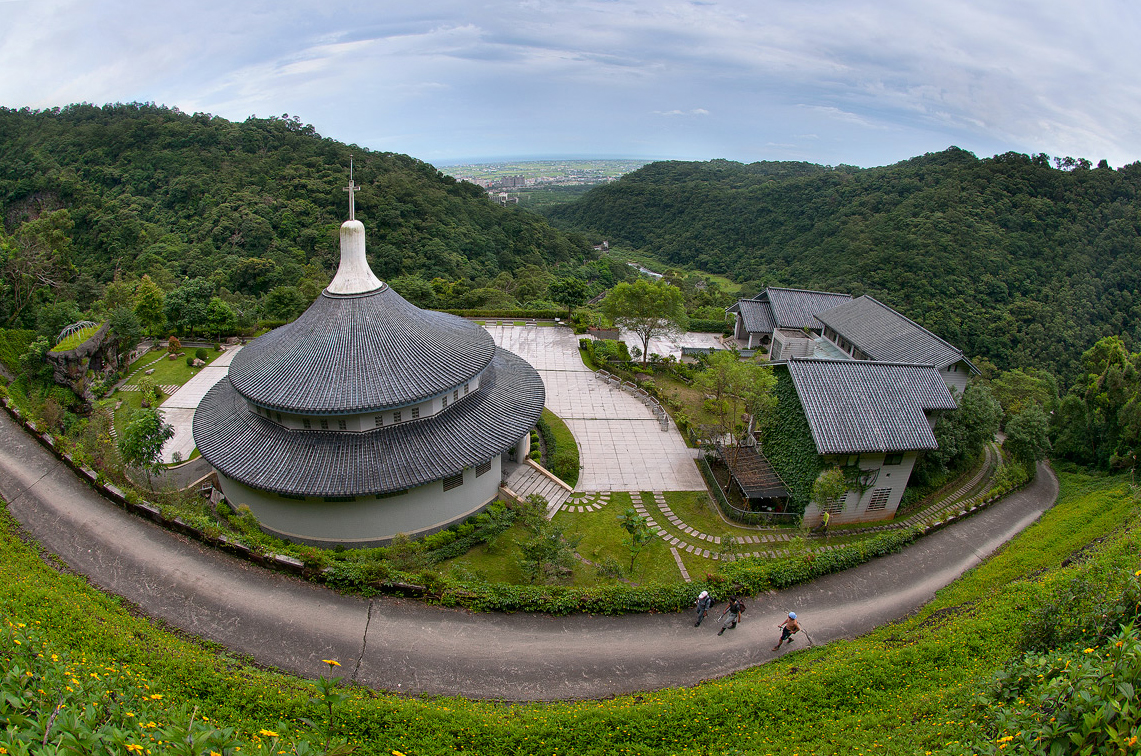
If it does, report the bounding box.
[327,168,384,295]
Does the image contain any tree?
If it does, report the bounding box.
[134,275,166,336]
[108,307,142,368]
[118,407,174,486]
[693,351,777,457]
[263,286,307,321]
[164,278,214,336]
[516,494,581,583]
[1004,403,1052,466]
[18,336,53,384]
[616,507,654,574]
[920,382,1003,478]
[1,210,73,326]
[548,278,589,315]
[203,297,237,338]
[811,466,847,513]
[600,279,688,364]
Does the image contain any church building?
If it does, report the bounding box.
[193,183,545,547]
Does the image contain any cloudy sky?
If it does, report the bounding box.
[1,0,1138,168]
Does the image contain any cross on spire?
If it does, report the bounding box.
[343,157,357,221]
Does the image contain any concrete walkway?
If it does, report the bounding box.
[486,325,704,491]
[158,346,242,463]
[0,409,1059,701]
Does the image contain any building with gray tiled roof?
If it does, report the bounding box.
[814,295,978,394]
[193,189,544,547]
[768,358,958,525]
[727,287,851,348]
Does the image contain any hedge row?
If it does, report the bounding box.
[536,408,580,487]
[687,318,733,334]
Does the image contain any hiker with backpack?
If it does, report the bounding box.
[717,596,745,636]
[694,590,714,627]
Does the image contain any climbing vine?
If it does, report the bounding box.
[759,368,823,513]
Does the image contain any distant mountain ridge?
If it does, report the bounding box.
[0,103,588,290]
[546,148,1141,380]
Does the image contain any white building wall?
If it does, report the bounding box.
[217,455,503,548]
[802,450,919,525]
[940,362,971,396]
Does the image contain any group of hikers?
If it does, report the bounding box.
[693,590,801,650]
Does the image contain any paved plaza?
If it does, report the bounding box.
[485,325,705,491]
[159,346,242,463]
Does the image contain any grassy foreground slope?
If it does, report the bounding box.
[1,469,1138,755]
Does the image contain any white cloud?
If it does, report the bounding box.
[0,0,1138,165]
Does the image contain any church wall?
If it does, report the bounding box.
[216,455,503,548]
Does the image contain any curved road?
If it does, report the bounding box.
[0,411,1058,701]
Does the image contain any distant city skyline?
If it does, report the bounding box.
[1,1,1138,169]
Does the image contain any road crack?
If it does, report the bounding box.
[351,599,373,683]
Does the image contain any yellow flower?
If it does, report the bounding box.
[392,751,407,756]
[150,694,163,700]
[259,730,279,738]
[322,659,341,667]
[1082,648,1095,654]
[125,745,144,754]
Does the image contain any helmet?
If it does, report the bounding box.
[788,612,797,619]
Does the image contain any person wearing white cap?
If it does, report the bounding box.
[773,611,801,651]
[694,590,713,626]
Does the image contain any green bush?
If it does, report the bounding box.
[195,347,208,361]
[687,317,732,334]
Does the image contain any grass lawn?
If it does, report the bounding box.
[49,323,102,352]
[442,492,687,585]
[106,347,224,436]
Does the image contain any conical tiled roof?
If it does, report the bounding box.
[228,285,496,413]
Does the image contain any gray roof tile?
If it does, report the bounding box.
[815,295,969,370]
[194,348,544,497]
[765,287,852,330]
[785,358,958,454]
[228,286,496,413]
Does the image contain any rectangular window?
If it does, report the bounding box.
[454,390,459,402]
[464,383,470,395]
[393,411,401,423]
[276,412,282,423]
[323,496,355,503]
[846,454,859,467]
[884,452,904,466]
[441,395,448,409]
[338,419,347,431]
[280,492,306,501]
[475,460,492,477]
[867,488,892,511]
[303,418,311,429]
[320,419,329,430]
[375,489,405,500]
[374,415,383,427]
[442,471,464,491]
[412,406,420,419]
[824,495,845,515]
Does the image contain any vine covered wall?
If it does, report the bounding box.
[760,367,824,512]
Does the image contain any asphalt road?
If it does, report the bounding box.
[0,410,1058,701]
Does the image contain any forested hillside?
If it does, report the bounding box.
[546,149,1141,380]
[0,103,593,331]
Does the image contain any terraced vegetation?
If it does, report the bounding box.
[3,468,1137,755]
